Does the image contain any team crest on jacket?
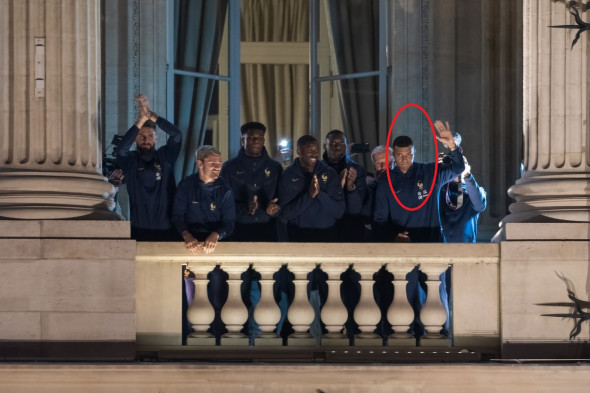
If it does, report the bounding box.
[210,202,216,211]
[154,163,162,181]
[416,180,428,200]
[265,168,271,178]
[321,173,328,182]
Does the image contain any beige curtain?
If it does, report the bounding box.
[241,0,309,158]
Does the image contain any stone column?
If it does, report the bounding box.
[498,1,590,229]
[0,0,118,219]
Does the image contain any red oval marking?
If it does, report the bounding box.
[385,103,439,212]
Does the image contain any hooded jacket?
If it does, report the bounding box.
[221,147,282,224]
[172,174,235,240]
[278,158,345,229]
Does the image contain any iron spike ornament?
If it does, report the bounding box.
[549,5,590,49]
[537,272,590,340]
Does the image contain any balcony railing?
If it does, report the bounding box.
[136,242,500,360]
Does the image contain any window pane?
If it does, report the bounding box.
[319,0,380,77]
[241,63,309,161]
[173,75,227,178]
[174,0,229,75]
[319,75,379,169]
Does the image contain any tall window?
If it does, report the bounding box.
[167,0,387,170]
[167,0,241,179]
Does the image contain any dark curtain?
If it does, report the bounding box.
[174,0,229,180]
[326,0,380,167]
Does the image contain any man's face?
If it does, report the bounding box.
[136,127,157,153]
[297,141,320,171]
[393,145,414,174]
[242,129,265,157]
[197,154,223,183]
[324,134,347,163]
[372,151,388,176]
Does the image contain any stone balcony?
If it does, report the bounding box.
[0,221,588,361]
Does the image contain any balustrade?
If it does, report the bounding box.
[184,247,450,347]
[137,242,500,354]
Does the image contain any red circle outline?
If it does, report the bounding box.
[385,103,439,212]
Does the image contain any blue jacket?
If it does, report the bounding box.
[116,117,182,230]
[373,148,465,242]
[322,153,367,241]
[321,152,367,215]
[278,159,345,229]
[439,175,487,243]
[171,174,236,240]
[220,147,282,224]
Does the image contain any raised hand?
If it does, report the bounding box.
[434,120,456,149]
[309,174,320,198]
[339,168,348,189]
[134,94,151,118]
[248,195,259,215]
[346,166,357,191]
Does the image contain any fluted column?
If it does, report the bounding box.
[501,1,590,226]
[0,0,118,219]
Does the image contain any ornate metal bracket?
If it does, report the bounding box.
[549,5,590,49]
[537,272,590,340]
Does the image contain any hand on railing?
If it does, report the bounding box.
[182,231,203,255]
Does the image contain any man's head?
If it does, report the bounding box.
[324,129,347,164]
[240,122,266,157]
[392,135,415,174]
[196,145,222,184]
[371,145,394,176]
[135,120,157,153]
[296,135,320,172]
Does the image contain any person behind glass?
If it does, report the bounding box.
[321,130,367,242]
[172,145,236,254]
[373,121,465,243]
[439,155,487,243]
[115,94,182,241]
[278,135,345,242]
[220,122,283,241]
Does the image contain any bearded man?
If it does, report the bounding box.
[116,94,182,241]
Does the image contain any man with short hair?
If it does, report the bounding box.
[322,130,367,242]
[173,145,235,342]
[278,135,345,242]
[371,145,394,179]
[220,121,283,342]
[221,122,283,241]
[116,94,182,241]
[172,145,235,255]
[373,121,465,243]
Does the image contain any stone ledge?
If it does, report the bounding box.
[496,222,590,241]
[136,242,500,265]
[0,220,130,239]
